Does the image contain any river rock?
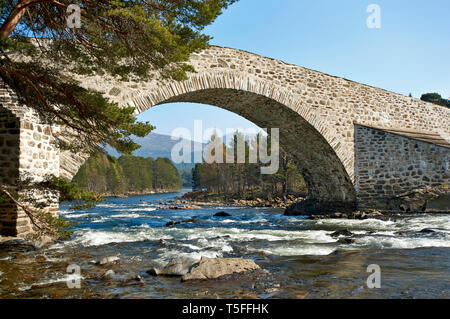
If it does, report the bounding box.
[285,198,356,216]
[147,258,198,276]
[101,270,115,278]
[214,211,231,217]
[337,238,355,244]
[186,205,202,209]
[166,218,199,227]
[182,218,200,224]
[166,221,181,227]
[419,228,435,234]
[0,239,37,253]
[386,185,450,213]
[99,256,120,265]
[330,230,354,238]
[181,257,262,282]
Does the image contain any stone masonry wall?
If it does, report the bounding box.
[0,79,60,237]
[355,124,450,211]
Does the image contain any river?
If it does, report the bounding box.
[0,189,449,298]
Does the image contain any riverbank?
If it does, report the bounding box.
[176,189,450,221]
[98,189,181,198]
[176,190,302,209]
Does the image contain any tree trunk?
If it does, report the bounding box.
[0,0,66,40]
[0,0,34,39]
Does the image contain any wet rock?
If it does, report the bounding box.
[166,221,181,227]
[98,256,120,265]
[161,206,184,210]
[285,198,356,216]
[161,204,202,210]
[148,258,198,276]
[101,270,115,278]
[330,230,354,238]
[264,202,272,207]
[35,255,47,262]
[181,257,262,282]
[395,231,412,236]
[264,287,280,294]
[386,185,450,213]
[182,218,200,224]
[166,218,199,227]
[134,275,144,283]
[295,290,309,299]
[31,236,56,249]
[186,205,202,210]
[419,228,435,234]
[337,237,355,244]
[214,211,231,217]
[0,239,37,253]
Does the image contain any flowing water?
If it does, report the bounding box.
[0,189,449,299]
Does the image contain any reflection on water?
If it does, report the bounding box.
[0,189,449,299]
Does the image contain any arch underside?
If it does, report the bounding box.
[158,88,356,205]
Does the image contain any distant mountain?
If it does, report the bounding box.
[106,133,204,172]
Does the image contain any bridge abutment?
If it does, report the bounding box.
[355,124,450,212]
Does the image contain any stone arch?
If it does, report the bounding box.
[126,72,357,207]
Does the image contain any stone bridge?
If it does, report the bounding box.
[1,46,450,236]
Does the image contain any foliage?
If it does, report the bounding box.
[153,157,182,190]
[0,0,237,153]
[73,151,181,194]
[192,132,307,200]
[180,168,193,187]
[50,176,104,209]
[420,93,450,108]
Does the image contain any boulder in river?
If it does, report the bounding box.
[182,218,200,224]
[166,221,181,227]
[337,238,355,244]
[181,257,262,282]
[147,258,198,276]
[101,270,115,279]
[214,211,231,217]
[419,228,436,234]
[93,256,120,265]
[166,218,199,227]
[148,257,265,282]
[330,230,354,238]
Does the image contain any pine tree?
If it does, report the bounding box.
[0,0,238,154]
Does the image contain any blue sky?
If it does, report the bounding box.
[138,0,450,141]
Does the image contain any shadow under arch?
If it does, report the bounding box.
[151,87,356,210]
